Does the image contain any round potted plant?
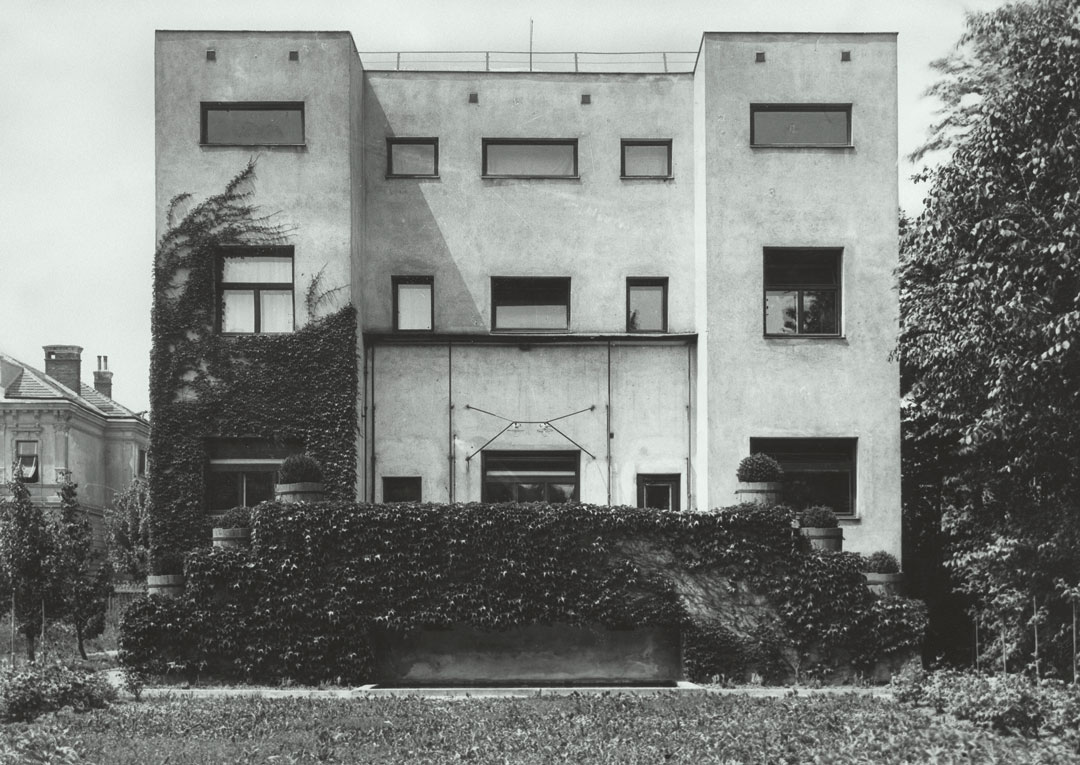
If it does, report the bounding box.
[146,550,185,598]
[734,453,784,505]
[275,453,326,503]
[212,505,251,548]
[799,505,843,552]
[862,550,903,596]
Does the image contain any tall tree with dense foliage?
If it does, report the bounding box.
[52,477,110,660]
[0,469,54,661]
[901,0,1080,674]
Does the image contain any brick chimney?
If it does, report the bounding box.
[93,355,113,398]
[43,345,83,393]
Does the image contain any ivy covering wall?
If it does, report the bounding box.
[149,161,358,570]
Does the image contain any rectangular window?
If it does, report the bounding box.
[621,140,672,179]
[491,277,570,331]
[626,277,668,332]
[750,104,851,147]
[219,247,294,334]
[392,276,434,331]
[205,438,300,512]
[482,139,578,178]
[482,451,579,503]
[750,437,857,517]
[15,441,38,484]
[764,249,841,336]
[637,474,680,511]
[383,476,422,502]
[137,448,148,477]
[387,138,438,177]
[201,102,305,146]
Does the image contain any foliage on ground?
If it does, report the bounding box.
[0,663,116,723]
[8,692,1080,764]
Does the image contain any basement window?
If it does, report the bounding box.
[491,277,570,331]
[482,139,578,178]
[201,102,305,146]
[387,138,439,178]
[218,247,294,334]
[482,451,579,503]
[750,104,851,147]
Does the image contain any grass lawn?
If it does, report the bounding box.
[3,692,1077,764]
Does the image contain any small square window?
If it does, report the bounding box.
[393,276,434,331]
[750,438,856,517]
[627,278,668,332]
[482,139,578,178]
[15,441,38,484]
[764,249,841,337]
[383,477,422,502]
[637,474,680,511]
[841,50,851,62]
[750,104,851,147]
[621,140,672,179]
[201,102,305,146]
[491,277,570,331]
[387,138,439,178]
[218,247,294,334]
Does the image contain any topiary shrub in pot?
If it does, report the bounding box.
[862,550,903,596]
[275,454,326,503]
[212,505,252,548]
[146,550,186,597]
[734,454,784,505]
[799,505,843,552]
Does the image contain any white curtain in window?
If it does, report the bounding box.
[222,290,256,333]
[260,290,294,333]
[223,256,292,283]
[397,284,432,329]
[487,143,574,176]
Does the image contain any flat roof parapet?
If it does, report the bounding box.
[358,50,698,73]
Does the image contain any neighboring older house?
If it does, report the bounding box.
[154,30,901,556]
[0,346,149,543]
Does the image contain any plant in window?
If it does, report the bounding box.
[278,454,324,484]
[862,551,900,574]
[736,454,784,483]
[800,506,839,529]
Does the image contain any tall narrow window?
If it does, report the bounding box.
[201,102,305,146]
[15,441,38,484]
[491,277,570,331]
[393,276,434,331]
[750,437,857,517]
[482,139,578,178]
[219,247,294,334]
[482,451,579,503]
[764,249,841,336]
[387,138,439,177]
[383,476,422,502]
[637,474,680,511]
[627,278,668,332]
[621,140,672,179]
[751,104,852,147]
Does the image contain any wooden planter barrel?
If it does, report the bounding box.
[146,574,184,598]
[800,527,843,552]
[274,482,326,504]
[863,572,904,597]
[734,481,783,506]
[212,527,251,548]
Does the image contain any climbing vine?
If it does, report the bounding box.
[149,160,357,571]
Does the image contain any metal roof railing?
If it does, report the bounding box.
[358,50,697,73]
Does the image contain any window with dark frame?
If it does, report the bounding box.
[201,102,305,146]
[383,476,422,502]
[137,448,148,477]
[15,441,38,484]
[491,277,570,331]
[393,276,434,331]
[204,438,300,513]
[482,451,579,503]
[627,277,668,332]
[218,247,294,334]
[750,437,857,517]
[637,474,680,511]
[387,138,439,177]
[764,249,841,337]
[621,140,672,179]
[750,104,852,147]
[482,139,578,178]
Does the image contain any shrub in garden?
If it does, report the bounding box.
[799,506,838,528]
[0,663,116,723]
[735,454,783,483]
[277,454,324,484]
[863,551,900,574]
[218,506,251,528]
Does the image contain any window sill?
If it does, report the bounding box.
[386,174,439,180]
[481,175,580,181]
[491,328,571,334]
[201,143,307,149]
[764,334,846,341]
[620,175,674,181]
[751,144,854,150]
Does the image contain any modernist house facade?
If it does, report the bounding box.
[1,346,149,543]
[154,30,901,556]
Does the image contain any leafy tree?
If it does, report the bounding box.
[105,476,151,581]
[0,468,54,661]
[901,0,1080,675]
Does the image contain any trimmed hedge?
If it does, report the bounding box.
[0,663,116,723]
[120,501,926,685]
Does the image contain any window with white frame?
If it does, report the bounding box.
[15,440,38,483]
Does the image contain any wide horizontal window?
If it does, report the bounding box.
[204,438,302,512]
[750,105,851,147]
[483,139,577,178]
[482,451,579,503]
[387,138,438,177]
[491,277,570,331]
[621,140,672,178]
[201,102,305,146]
[750,437,856,517]
[764,249,841,337]
[219,247,294,334]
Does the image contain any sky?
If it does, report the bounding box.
[0,0,1012,415]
